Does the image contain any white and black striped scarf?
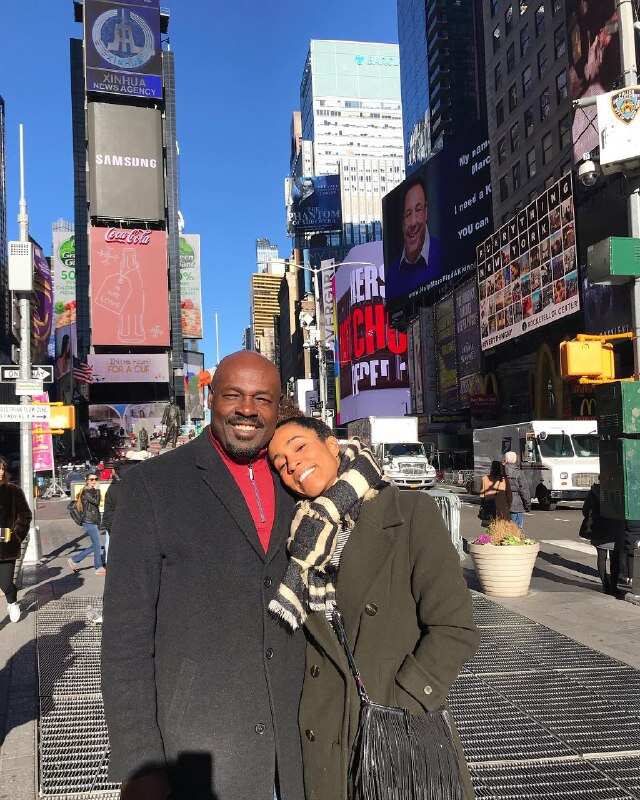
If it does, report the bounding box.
[269,441,387,631]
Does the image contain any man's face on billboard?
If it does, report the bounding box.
[402,183,428,263]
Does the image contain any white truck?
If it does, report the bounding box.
[472,420,599,510]
[346,416,436,490]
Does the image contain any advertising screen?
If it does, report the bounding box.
[183,350,205,420]
[88,353,169,383]
[89,227,169,346]
[334,241,410,425]
[84,0,162,100]
[567,0,620,163]
[477,174,579,351]
[289,175,342,232]
[31,239,53,364]
[382,134,492,309]
[454,279,482,406]
[88,103,165,221]
[179,234,203,339]
[52,231,77,379]
[32,393,54,473]
[89,402,166,437]
[434,296,458,410]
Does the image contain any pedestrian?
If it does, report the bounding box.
[101,463,124,565]
[67,474,105,576]
[579,482,617,593]
[101,351,305,800]
[479,459,512,527]
[0,456,32,623]
[502,451,531,529]
[267,417,479,800]
[138,426,149,451]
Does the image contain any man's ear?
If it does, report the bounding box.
[207,389,214,410]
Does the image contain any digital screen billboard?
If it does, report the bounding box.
[288,175,342,232]
[477,174,579,351]
[454,279,482,406]
[179,234,203,339]
[382,134,492,309]
[567,0,620,163]
[183,350,205,420]
[89,227,169,346]
[88,353,169,383]
[52,231,77,379]
[434,296,458,410]
[88,103,165,221]
[334,241,410,425]
[31,239,53,364]
[84,0,163,100]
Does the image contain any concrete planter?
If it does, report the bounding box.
[469,542,540,597]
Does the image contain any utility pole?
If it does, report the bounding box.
[214,312,220,366]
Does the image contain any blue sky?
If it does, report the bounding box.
[0,0,398,368]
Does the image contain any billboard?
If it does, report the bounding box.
[32,393,54,473]
[454,279,482,406]
[89,227,169,346]
[567,0,620,163]
[183,350,205,421]
[52,231,77,379]
[478,174,579,351]
[31,239,53,364]
[179,234,203,339]
[89,401,166,437]
[84,0,162,100]
[434,296,459,410]
[334,241,410,425]
[383,134,492,309]
[88,103,165,221]
[88,353,169,383]
[288,175,342,232]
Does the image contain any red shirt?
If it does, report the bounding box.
[209,428,276,553]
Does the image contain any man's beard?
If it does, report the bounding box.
[224,440,265,463]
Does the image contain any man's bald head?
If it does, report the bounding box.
[209,350,281,462]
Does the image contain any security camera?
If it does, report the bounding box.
[578,158,599,188]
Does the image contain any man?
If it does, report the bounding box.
[101,351,305,800]
[386,176,442,301]
[502,451,531,529]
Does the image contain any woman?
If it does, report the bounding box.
[268,416,478,800]
[0,457,32,623]
[579,482,617,594]
[67,474,105,576]
[479,460,512,526]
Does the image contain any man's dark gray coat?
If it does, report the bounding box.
[101,432,305,800]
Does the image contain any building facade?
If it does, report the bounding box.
[256,238,279,274]
[250,270,284,364]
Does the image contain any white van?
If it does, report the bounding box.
[473,420,599,510]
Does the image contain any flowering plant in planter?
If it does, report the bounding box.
[473,518,535,546]
[469,518,539,597]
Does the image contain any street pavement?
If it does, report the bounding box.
[0,491,637,798]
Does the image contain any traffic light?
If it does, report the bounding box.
[560,339,615,380]
[49,405,76,431]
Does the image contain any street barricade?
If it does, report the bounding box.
[426,488,463,558]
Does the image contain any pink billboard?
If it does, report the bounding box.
[32,393,54,473]
[90,227,169,346]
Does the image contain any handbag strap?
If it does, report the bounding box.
[331,609,370,703]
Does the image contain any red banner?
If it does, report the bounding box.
[90,227,169,346]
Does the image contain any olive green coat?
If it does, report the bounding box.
[299,485,479,800]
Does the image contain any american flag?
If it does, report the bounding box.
[73,362,94,384]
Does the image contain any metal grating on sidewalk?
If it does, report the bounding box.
[35,592,640,798]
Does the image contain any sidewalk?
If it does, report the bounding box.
[0,498,638,798]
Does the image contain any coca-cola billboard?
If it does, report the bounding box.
[90,226,169,346]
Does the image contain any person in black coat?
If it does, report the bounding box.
[0,456,32,623]
[101,352,305,800]
[579,483,618,593]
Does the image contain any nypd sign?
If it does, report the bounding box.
[84,0,162,100]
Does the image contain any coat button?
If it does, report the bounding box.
[310,664,320,678]
[423,685,433,695]
[264,576,273,588]
[365,602,378,616]
[265,648,274,660]
[305,729,315,742]
[255,723,266,734]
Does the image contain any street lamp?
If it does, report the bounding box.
[269,257,375,427]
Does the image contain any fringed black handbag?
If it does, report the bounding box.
[332,610,465,800]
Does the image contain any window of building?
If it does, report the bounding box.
[500,174,510,201]
[496,98,505,126]
[554,26,566,58]
[552,0,561,15]
[525,106,534,137]
[512,160,522,191]
[508,82,518,111]
[556,68,567,101]
[495,60,503,90]
[535,3,545,35]
[507,42,515,72]
[540,87,551,120]
[559,113,571,149]
[510,120,520,151]
[520,23,531,56]
[498,137,507,163]
[520,0,529,13]
[542,131,553,163]
[505,5,513,34]
[491,0,500,17]
[493,25,501,53]
[526,146,537,178]
[537,45,547,78]
[522,65,533,96]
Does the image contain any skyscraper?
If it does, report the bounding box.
[250,271,284,364]
[256,238,279,274]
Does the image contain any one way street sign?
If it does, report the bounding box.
[0,365,54,384]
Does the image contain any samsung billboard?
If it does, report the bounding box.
[88,102,165,222]
[84,0,163,100]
